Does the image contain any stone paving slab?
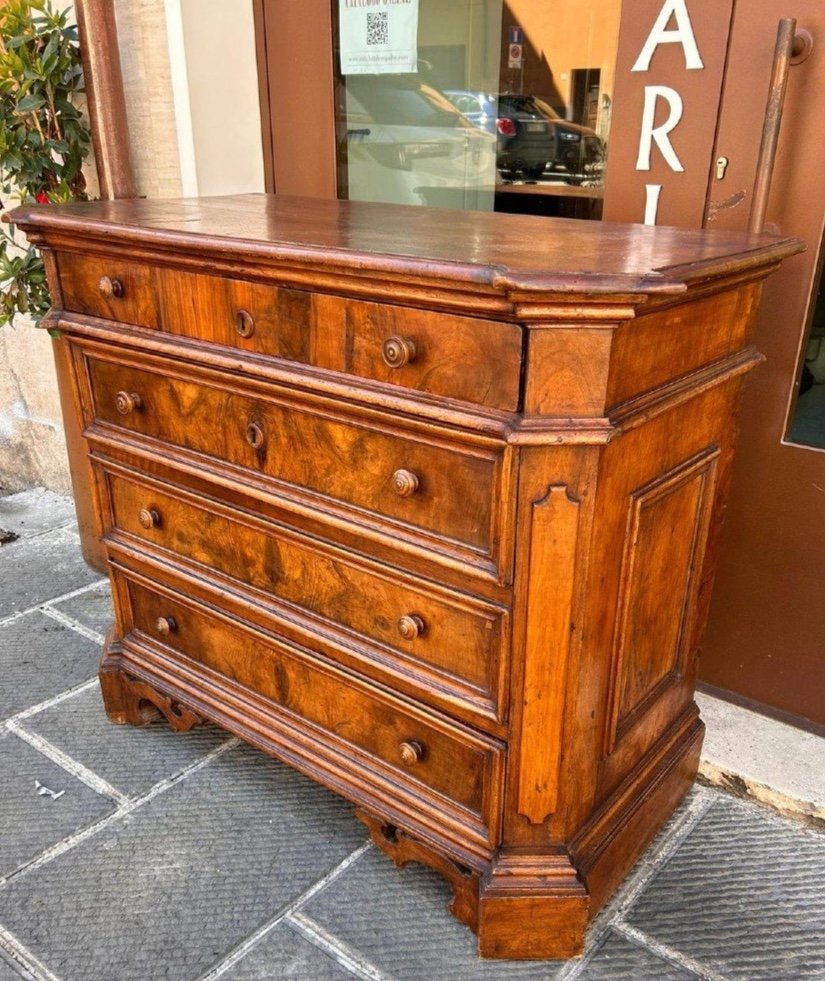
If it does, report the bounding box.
[0,730,116,879]
[0,743,366,981]
[305,846,563,980]
[0,530,101,619]
[25,684,229,798]
[221,921,356,980]
[0,612,99,721]
[0,489,76,540]
[578,930,698,980]
[628,795,825,980]
[50,581,113,638]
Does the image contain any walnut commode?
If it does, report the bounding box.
[10,195,799,959]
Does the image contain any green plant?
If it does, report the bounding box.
[0,0,90,326]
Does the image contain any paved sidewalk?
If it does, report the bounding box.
[1,489,823,981]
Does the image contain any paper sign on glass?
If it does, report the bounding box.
[339,0,419,75]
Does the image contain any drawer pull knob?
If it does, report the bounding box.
[138,508,161,530]
[398,614,425,640]
[399,739,425,766]
[245,422,266,449]
[382,336,417,368]
[115,391,142,415]
[99,276,124,299]
[235,309,255,338]
[155,616,177,637]
[391,469,419,497]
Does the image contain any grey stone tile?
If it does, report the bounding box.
[222,921,356,980]
[0,743,366,981]
[628,794,825,980]
[0,612,100,720]
[0,730,116,878]
[0,488,76,540]
[0,530,101,618]
[304,847,564,980]
[51,580,113,637]
[578,930,697,980]
[27,684,229,797]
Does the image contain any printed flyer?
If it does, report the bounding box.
[339,0,420,75]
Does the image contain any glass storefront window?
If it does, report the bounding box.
[788,243,825,449]
[332,0,620,220]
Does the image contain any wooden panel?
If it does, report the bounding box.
[517,486,580,824]
[606,284,762,411]
[124,573,504,836]
[103,466,509,716]
[606,448,720,751]
[85,352,503,563]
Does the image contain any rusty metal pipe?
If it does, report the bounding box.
[748,18,797,234]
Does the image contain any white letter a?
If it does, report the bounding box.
[632,0,704,72]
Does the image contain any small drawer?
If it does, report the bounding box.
[104,468,508,719]
[123,574,504,844]
[85,352,508,571]
[59,252,159,329]
[314,294,523,411]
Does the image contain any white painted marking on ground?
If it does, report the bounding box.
[39,605,106,646]
[612,921,731,981]
[288,911,390,981]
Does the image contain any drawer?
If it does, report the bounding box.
[59,251,160,329]
[313,293,523,411]
[85,351,508,569]
[103,466,508,719]
[121,573,504,844]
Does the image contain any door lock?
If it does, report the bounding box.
[715,156,730,180]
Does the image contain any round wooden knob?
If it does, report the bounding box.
[398,614,425,640]
[399,739,425,767]
[138,508,161,530]
[235,309,255,338]
[391,469,420,497]
[115,391,142,415]
[98,276,124,299]
[382,336,417,369]
[245,422,265,449]
[155,616,177,637]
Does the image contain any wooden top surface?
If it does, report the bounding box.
[8,193,804,297]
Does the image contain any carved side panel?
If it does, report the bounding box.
[517,485,580,825]
[605,449,720,753]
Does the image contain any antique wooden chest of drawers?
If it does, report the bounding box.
[10,195,799,958]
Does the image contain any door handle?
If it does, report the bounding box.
[748,18,800,233]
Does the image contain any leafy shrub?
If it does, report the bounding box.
[0,0,91,326]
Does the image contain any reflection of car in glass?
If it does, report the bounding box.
[337,77,497,209]
[444,90,605,183]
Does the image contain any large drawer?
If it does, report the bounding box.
[102,464,509,723]
[118,570,504,848]
[57,252,523,410]
[83,348,511,575]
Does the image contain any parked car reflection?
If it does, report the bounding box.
[443,90,605,184]
[337,76,497,209]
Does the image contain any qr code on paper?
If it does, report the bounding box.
[366,11,389,45]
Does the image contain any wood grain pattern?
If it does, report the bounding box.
[7,194,798,958]
[517,486,580,824]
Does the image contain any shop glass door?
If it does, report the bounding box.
[330,0,620,220]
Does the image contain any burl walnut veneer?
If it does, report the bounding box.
[9,195,800,959]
